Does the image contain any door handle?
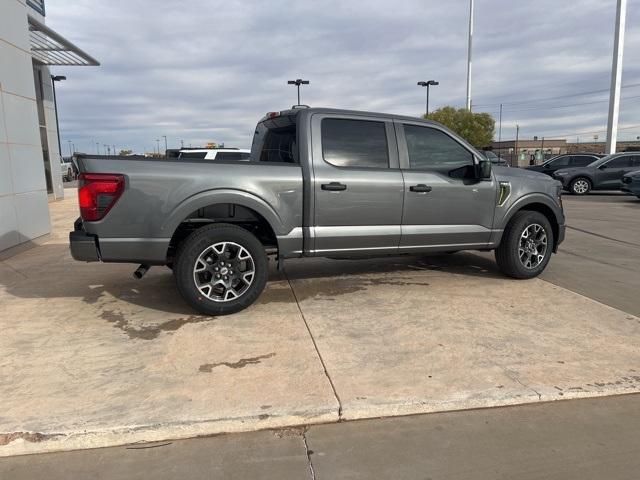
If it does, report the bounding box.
[409,184,432,193]
[321,182,347,191]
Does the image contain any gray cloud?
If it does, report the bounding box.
[46,0,640,154]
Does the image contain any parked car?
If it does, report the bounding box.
[60,155,77,182]
[553,152,640,195]
[69,107,565,315]
[178,148,251,161]
[526,153,602,177]
[482,150,508,166]
[621,170,640,199]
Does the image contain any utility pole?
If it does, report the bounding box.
[606,0,627,154]
[498,103,503,158]
[466,0,474,110]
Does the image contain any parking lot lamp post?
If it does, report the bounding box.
[417,80,439,116]
[162,135,167,155]
[67,140,73,157]
[156,139,160,156]
[51,75,66,162]
[287,79,309,106]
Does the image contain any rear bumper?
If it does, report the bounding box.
[69,218,100,262]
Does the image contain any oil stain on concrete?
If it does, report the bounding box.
[100,309,214,340]
[199,353,276,372]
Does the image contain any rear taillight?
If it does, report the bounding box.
[78,173,125,221]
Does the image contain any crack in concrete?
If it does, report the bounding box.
[302,432,317,480]
[199,353,276,372]
[504,370,542,400]
[284,270,344,420]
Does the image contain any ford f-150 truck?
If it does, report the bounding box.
[70,107,565,315]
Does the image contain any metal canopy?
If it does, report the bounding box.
[28,15,99,66]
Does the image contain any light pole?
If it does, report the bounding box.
[180,139,184,149]
[67,140,73,157]
[51,75,66,161]
[466,0,474,111]
[155,139,160,156]
[96,142,100,154]
[417,80,439,116]
[497,103,503,158]
[162,135,167,156]
[606,0,627,154]
[287,78,309,106]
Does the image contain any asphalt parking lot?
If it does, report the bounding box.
[0,190,638,458]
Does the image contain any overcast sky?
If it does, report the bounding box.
[47,0,640,154]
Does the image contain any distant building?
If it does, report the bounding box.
[0,0,98,252]
[566,141,640,154]
[490,139,567,167]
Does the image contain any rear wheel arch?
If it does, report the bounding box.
[167,202,279,264]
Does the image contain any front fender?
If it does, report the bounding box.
[161,188,286,237]
[492,192,565,249]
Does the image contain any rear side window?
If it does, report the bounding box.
[216,152,250,161]
[322,118,389,168]
[252,114,297,164]
[179,151,207,159]
[403,125,473,169]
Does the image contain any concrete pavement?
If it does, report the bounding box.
[2,394,639,479]
[0,190,639,456]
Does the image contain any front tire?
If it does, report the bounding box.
[174,223,268,315]
[495,211,554,279]
[569,177,591,195]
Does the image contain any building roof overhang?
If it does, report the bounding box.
[28,15,99,66]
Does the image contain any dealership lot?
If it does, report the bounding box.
[0,190,639,456]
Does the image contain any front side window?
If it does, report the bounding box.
[606,156,633,168]
[322,118,389,168]
[549,156,570,167]
[403,125,473,169]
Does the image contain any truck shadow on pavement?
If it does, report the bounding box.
[1,244,504,318]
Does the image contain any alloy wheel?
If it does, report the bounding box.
[193,242,255,302]
[518,223,548,269]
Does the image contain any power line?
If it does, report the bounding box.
[474,82,640,108]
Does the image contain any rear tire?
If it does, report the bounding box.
[174,223,268,315]
[569,177,591,195]
[495,211,554,279]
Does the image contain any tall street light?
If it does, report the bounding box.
[466,0,474,111]
[162,135,168,155]
[606,0,627,154]
[287,78,309,106]
[417,80,439,116]
[51,75,66,161]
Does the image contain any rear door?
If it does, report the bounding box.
[310,113,404,255]
[396,121,497,250]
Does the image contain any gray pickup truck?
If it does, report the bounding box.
[70,107,565,315]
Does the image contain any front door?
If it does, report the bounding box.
[310,114,404,255]
[594,155,640,189]
[396,121,497,250]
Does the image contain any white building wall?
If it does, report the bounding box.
[0,0,51,251]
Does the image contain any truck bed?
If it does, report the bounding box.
[74,155,303,264]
